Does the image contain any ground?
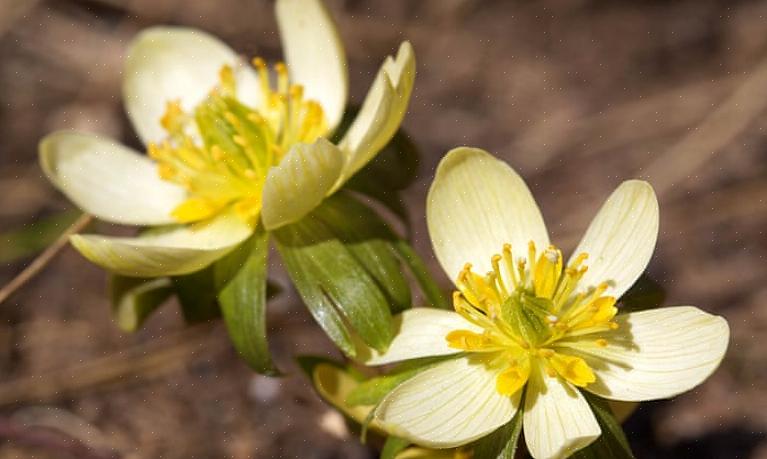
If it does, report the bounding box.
[0,0,766,458]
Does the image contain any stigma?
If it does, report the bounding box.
[149,59,329,224]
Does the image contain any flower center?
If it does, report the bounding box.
[445,242,619,396]
[148,59,329,224]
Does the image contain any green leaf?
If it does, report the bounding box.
[274,203,395,357]
[172,267,220,323]
[314,193,411,313]
[346,355,454,407]
[346,367,423,407]
[620,274,666,313]
[0,210,82,263]
[108,275,173,332]
[471,407,523,459]
[215,228,279,375]
[392,240,451,310]
[382,436,410,459]
[571,392,635,459]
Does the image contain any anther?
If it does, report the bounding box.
[595,339,608,347]
[544,248,559,263]
[211,145,225,161]
[546,314,559,324]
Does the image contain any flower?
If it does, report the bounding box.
[38,0,415,277]
[366,147,729,459]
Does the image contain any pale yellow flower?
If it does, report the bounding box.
[39,0,414,277]
[367,147,729,459]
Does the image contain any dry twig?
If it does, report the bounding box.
[0,213,92,305]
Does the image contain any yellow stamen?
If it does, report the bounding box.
[446,241,617,396]
[496,358,531,396]
[546,352,596,387]
[150,57,329,224]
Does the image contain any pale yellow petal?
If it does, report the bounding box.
[523,365,601,459]
[560,306,729,402]
[570,180,659,299]
[123,26,261,145]
[375,356,520,448]
[426,147,549,282]
[39,131,185,225]
[364,309,482,366]
[335,41,415,188]
[70,212,253,277]
[261,138,344,230]
[275,0,348,133]
[313,363,375,425]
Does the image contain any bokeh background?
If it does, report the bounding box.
[1,0,766,457]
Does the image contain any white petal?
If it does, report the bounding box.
[570,180,659,299]
[123,26,260,145]
[560,306,729,402]
[70,212,253,277]
[364,309,482,366]
[524,366,601,459]
[275,0,348,133]
[39,131,185,225]
[335,41,415,188]
[261,138,344,230]
[426,147,549,282]
[375,357,520,448]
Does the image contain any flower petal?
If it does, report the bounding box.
[364,308,482,366]
[561,306,729,402]
[375,356,520,448]
[313,363,375,425]
[39,131,186,225]
[426,147,549,282]
[70,212,253,277]
[275,0,348,133]
[261,138,344,230]
[524,365,601,459]
[570,180,659,299]
[335,41,415,188]
[123,26,261,145]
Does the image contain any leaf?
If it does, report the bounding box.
[346,366,424,407]
[314,193,411,313]
[274,204,395,357]
[172,267,220,323]
[345,356,450,407]
[571,392,635,459]
[382,436,411,459]
[0,210,82,263]
[471,408,523,459]
[108,275,173,332]
[392,240,451,310]
[215,228,279,375]
[620,274,666,313]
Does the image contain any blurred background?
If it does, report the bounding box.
[1,0,766,457]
